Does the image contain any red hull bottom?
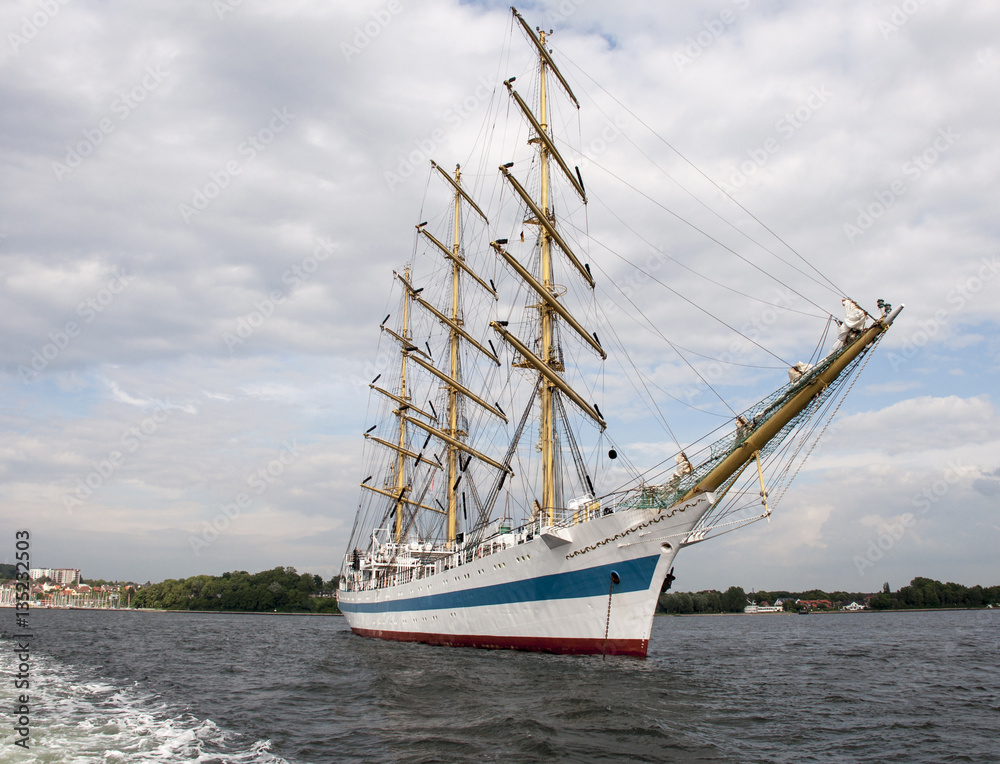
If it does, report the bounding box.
[349,626,649,658]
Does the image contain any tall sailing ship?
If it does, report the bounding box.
[337,8,902,657]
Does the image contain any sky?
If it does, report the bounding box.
[1,0,997,593]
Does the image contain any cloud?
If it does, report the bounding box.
[972,467,1000,498]
[826,395,999,456]
[0,1,997,590]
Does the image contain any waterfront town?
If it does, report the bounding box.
[0,567,133,609]
[743,599,867,614]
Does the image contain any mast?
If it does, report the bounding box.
[407,161,502,548]
[537,28,556,524]
[447,165,463,547]
[495,9,603,527]
[362,268,433,542]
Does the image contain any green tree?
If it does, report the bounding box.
[676,592,694,613]
[703,590,723,613]
[868,592,891,609]
[722,586,747,613]
[965,585,984,607]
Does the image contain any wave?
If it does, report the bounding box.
[0,642,291,763]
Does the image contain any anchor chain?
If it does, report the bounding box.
[602,570,620,660]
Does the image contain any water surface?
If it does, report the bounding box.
[2,608,997,762]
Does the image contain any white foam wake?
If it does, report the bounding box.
[0,644,292,763]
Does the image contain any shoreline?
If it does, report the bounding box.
[15,604,991,617]
[662,606,995,617]
[4,605,341,616]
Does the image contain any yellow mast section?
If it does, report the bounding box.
[677,316,897,506]
[536,28,558,524]
[404,161,508,547]
[447,165,463,547]
[395,266,412,540]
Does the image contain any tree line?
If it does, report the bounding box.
[130,567,340,613]
[12,565,995,615]
[867,577,998,610]
[658,577,999,614]
[658,585,752,614]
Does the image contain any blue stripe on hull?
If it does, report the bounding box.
[338,554,660,614]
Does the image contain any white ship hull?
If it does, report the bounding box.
[338,495,713,657]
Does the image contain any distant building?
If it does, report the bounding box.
[745,602,784,614]
[29,568,81,585]
[796,599,834,609]
[844,601,866,611]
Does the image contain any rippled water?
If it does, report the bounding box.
[1,608,997,762]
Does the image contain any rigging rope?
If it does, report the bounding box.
[591,256,740,417]
[585,157,834,321]
[572,199,826,321]
[583,221,796,368]
[559,55,849,301]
